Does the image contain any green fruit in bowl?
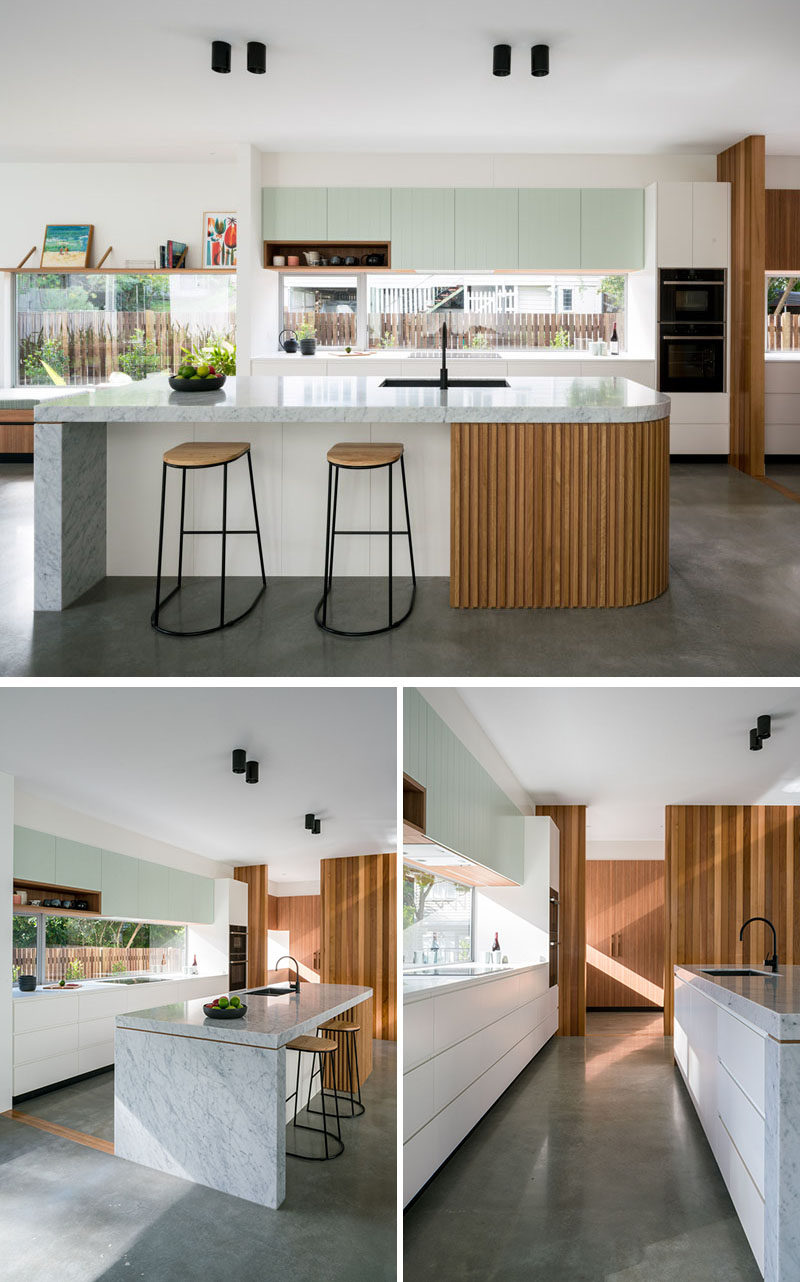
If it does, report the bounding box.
[178,365,195,378]
[195,363,210,378]
[218,995,230,1009]
[230,996,241,1008]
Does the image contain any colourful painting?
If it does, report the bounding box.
[41,224,93,268]
[203,212,237,268]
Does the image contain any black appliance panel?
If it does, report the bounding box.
[659,323,726,393]
[659,268,726,325]
[229,959,247,992]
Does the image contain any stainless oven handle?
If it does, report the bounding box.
[661,280,725,286]
[661,336,725,341]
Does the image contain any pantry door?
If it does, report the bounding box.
[586,860,665,1008]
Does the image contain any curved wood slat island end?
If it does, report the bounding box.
[450,415,670,609]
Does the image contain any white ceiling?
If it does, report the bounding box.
[2,1,799,160]
[458,686,800,842]
[0,688,396,881]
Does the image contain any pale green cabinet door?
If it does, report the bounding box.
[101,849,139,919]
[168,868,195,923]
[455,189,519,269]
[580,188,644,269]
[390,189,455,269]
[55,838,101,891]
[190,874,215,925]
[403,688,428,786]
[262,187,328,240]
[14,826,56,884]
[327,188,390,241]
[139,860,170,921]
[518,189,581,269]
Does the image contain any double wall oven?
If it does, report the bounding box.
[229,924,247,991]
[658,268,727,394]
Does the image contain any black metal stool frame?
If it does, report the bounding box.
[308,1025,365,1119]
[151,449,267,637]
[314,453,416,637]
[285,1045,344,1161]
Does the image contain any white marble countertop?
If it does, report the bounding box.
[676,964,800,1038]
[256,349,656,364]
[116,983,372,1048]
[33,373,670,424]
[0,387,86,410]
[11,972,225,999]
[404,961,548,1004]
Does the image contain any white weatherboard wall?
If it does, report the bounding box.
[0,772,13,1110]
[474,817,556,965]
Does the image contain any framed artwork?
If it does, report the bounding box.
[203,212,237,268]
[41,224,93,268]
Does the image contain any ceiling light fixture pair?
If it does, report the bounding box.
[232,748,259,783]
[212,41,266,75]
[749,715,772,752]
[305,813,322,835]
[492,43,550,78]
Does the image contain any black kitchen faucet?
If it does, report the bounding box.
[739,917,779,972]
[440,321,449,390]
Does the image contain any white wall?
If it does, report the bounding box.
[420,690,533,816]
[187,878,248,977]
[270,880,320,897]
[13,789,234,880]
[586,839,664,860]
[474,817,552,965]
[766,157,800,189]
[0,771,13,1110]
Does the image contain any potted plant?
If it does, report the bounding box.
[296,318,317,356]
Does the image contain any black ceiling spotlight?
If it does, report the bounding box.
[232,748,246,774]
[305,812,322,834]
[313,818,321,835]
[247,41,267,74]
[749,715,771,751]
[245,760,259,784]
[531,44,550,77]
[211,40,231,74]
[492,44,511,77]
[749,728,763,752]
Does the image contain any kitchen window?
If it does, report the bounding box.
[281,275,359,348]
[766,274,800,353]
[12,914,187,983]
[403,866,473,967]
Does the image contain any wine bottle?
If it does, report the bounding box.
[492,932,500,952]
[610,322,619,355]
[191,953,199,975]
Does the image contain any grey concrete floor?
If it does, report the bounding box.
[17,1068,116,1141]
[404,1025,761,1282]
[3,460,800,675]
[0,1040,396,1282]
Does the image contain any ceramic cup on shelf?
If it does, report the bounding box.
[287,255,300,267]
[272,255,286,267]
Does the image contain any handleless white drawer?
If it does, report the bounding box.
[78,1042,115,1075]
[79,1015,117,1049]
[718,1118,765,1272]
[404,1059,435,1141]
[717,1006,765,1114]
[13,994,79,1034]
[14,1022,79,1066]
[14,1051,79,1096]
[718,1061,765,1195]
[78,988,129,1021]
[404,999,434,1071]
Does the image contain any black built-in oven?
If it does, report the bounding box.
[229,925,247,991]
[659,323,726,394]
[659,268,726,325]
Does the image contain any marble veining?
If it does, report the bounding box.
[34,374,671,424]
[676,964,800,1038]
[33,420,107,610]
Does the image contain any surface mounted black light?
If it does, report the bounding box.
[245,760,259,784]
[757,714,772,741]
[531,44,550,77]
[492,44,511,77]
[305,813,315,830]
[211,40,231,74]
[313,819,321,835]
[232,748,247,774]
[247,41,267,74]
[750,728,763,751]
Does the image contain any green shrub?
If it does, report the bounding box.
[66,958,85,981]
[118,328,162,381]
[21,336,70,385]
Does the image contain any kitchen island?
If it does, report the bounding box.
[114,983,371,1208]
[33,374,670,611]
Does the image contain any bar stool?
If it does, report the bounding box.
[310,1018,365,1118]
[151,441,266,637]
[314,442,416,637]
[284,1034,344,1161]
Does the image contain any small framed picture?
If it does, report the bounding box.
[203,212,237,268]
[41,224,93,268]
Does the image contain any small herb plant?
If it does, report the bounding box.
[470,332,489,350]
[182,335,236,376]
[66,958,85,981]
[379,330,397,348]
[295,319,316,341]
[552,328,572,349]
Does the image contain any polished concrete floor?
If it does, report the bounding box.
[404,1017,761,1282]
[3,460,800,675]
[0,1041,396,1282]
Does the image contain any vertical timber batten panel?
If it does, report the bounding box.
[536,805,586,1036]
[664,804,800,1034]
[717,135,765,476]
[234,864,268,989]
[450,419,669,607]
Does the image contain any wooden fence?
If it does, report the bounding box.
[17,310,229,385]
[767,312,800,350]
[285,310,620,350]
[13,945,184,981]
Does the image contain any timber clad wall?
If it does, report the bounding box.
[586,861,665,1009]
[664,805,800,1034]
[267,894,321,978]
[234,864,268,989]
[535,805,586,1036]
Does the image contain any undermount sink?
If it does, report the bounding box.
[247,985,297,996]
[379,378,510,389]
[701,968,776,977]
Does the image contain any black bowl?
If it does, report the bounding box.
[168,374,227,393]
[203,1002,247,1020]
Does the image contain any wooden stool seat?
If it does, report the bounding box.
[326,442,403,468]
[286,1034,337,1054]
[318,1019,361,1033]
[163,441,251,468]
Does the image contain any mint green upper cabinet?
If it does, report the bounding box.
[14,827,56,884]
[55,838,101,891]
[390,188,455,269]
[518,189,581,269]
[189,874,215,925]
[101,849,139,919]
[455,189,518,269]
[403,688,428,787]
[168,868,195,923]
[262,187,328,240]
[580,188,644,269]
[327,188,391,241]
[139,860,170,921]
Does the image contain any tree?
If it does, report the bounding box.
[767,277,798,316]
[600,275,625,311]
[403,869,435,930]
